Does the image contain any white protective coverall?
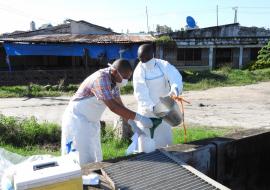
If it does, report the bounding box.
[133,58,183,149]
[61,97,105,165]
[61,71,114,165]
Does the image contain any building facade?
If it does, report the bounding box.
[156,23,270,70]
[1,19,115,38]
[0,34,154,85]
[0,19,155,85]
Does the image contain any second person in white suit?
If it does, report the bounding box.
[133,44,183,149]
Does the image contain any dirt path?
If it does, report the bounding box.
[1,82,270,129]
[184,82,270,128]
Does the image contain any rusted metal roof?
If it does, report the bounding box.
[0,34,155,44]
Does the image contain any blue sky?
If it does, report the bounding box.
[0,0,270,34]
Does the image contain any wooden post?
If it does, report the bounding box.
[113,117,133,140]
[239,46,243,69]
[83,48,90,74]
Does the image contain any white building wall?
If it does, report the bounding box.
[70,21,112,35]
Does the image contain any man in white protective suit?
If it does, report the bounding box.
[133,44,183,150]
[61,59,153,165]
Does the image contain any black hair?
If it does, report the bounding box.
[112,59,132,73]
[139,44,153,56]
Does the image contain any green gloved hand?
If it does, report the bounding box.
[149,118,162,138]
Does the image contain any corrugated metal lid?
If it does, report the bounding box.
[102,150,230,190]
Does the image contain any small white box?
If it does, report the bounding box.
[14,156,83,190]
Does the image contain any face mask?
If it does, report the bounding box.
[116,78,128,87]
[116,70,128,87]
[108,63,129,87]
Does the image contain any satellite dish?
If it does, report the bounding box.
[186,16,196,29]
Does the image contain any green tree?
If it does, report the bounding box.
[253,41,270,70]
[156,25,173,34]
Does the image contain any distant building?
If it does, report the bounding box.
[2,19,115,38]
[0,20,155,85]
[156,23,270,70]
[30,21,36,31]
[39,23,53,30]
[0,32,154,85]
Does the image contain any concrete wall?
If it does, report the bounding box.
[201,48,209,65]
[156,44,251,70]
[232,48,240,68]
[242,48,251,67]
[170,23,270,39]
[165,130,270,190]
[70,21,113,35]
[156,45,210,70]
[166,24,270,70]
[216,132,270,190]
[164,143,217,178]
[175,38,269,47]
[174,48,209,67]
[157,44,264,70]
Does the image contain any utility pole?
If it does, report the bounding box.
[145,0,149,33]
[216,4,219,26]
[232,7,238,23]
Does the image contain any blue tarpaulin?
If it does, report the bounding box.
[3,43,139,60]
[4,43,85,56]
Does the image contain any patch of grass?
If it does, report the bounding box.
[0,114,61,147]
[102,139,130,160]
[0,114,229,159]
[0,143,60,156]
[0,84,62,98]
[183,67,270,91]
[120,81,133,95]
[172,126,229,144]
[1,68,269,97]
[100,125,131,160]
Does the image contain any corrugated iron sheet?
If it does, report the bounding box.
[102,150,230,190]
[0,34,155,44]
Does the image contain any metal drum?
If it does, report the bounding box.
[153,96,183,126]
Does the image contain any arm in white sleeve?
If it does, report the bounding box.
[161,60,183,94]
[133,64,155,112]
